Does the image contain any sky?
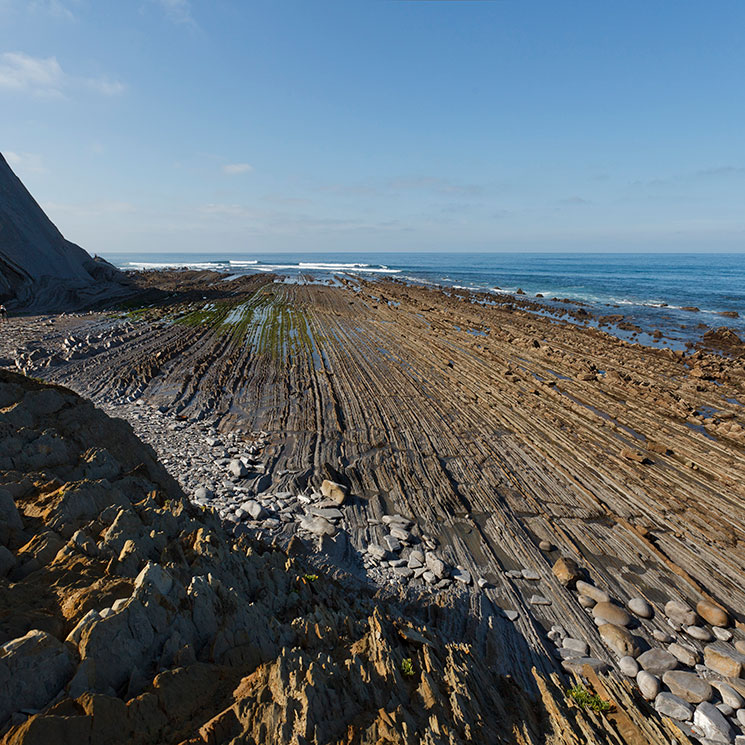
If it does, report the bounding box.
[1,0,744,256]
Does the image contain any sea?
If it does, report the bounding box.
[103,252,745,350]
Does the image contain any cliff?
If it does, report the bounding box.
[0,153,130,311]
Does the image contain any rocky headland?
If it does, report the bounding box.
[2,265,745,744]
[0,153,132,312]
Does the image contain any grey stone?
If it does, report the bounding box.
[529,594,551,605]
[503,610,519,621]
[713,682,744,709]
[425,552,447,579]
[367,543,387,561]
[562,638,589,656]
[668,642,700,667]
[539,540,554,551]
[627,597,653,619]
[521,568,541,580]
[452,567,472,585]
[638,648,678,675]
[619,655,639,677]
[407,550,424,568]
[561,657,609,674]
[228,459,248,478]
[383,534,402,553]
[575,580,610,604]
[0,630,77,723]
[389,526,410,542]
[737,709,745,728]
[712,627,732,642]
[686,625,714,642]
[636,670,660,700]
[194,486,213,501]
[298,516,337,536]
[393,566,414,578]
[693,701,735,743]
[663,670,713,704]
[654,692,693,721]
[665,599,698,627]
[652,630,675,644]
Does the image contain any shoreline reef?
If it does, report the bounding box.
[1,268,745,744]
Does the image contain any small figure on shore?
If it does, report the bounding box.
[0,304,7,324]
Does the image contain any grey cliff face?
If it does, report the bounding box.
[0,152,129,310]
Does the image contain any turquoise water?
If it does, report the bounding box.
[104,251,745,345]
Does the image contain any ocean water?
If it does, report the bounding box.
[104,251,745,346]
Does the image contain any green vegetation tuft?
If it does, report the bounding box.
[567,683,612,712]
[400,658,415,678]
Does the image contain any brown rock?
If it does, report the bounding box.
[551,556,581,587]
[320,479,348,505]
[703,645,743,678]
[696,600,730,628]
[598,623,641,658]
[593,602,632,627]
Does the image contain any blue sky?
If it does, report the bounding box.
[1,0,744,255]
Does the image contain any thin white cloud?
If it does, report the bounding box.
[4,150,48,174]
[154,0,195,26]
[0,51,124,98]
[222,163,253,175]
[29,0,75,20]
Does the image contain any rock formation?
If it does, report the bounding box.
[0,153,130,311]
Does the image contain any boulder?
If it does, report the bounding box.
[627,597,653,619]
[592,602,631,627]
[696,600,730,628]
[654,692,693,721]
[636,670,660,700]
[598,623,641,658]
[693,701,735,743]
[320,480,348,505]
[662,670,713,704]
[551,557,581,587]
[0,630,77,723]
[637,648,678,676]
[228,459,248,478]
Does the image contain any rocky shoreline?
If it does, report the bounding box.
[2,270,745,743]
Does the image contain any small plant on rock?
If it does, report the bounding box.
[400,658,415,678]
[567,683,612,712]
[300,573,319,583]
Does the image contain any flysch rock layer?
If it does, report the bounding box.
[5,268,745,743]
[0,370,694,745]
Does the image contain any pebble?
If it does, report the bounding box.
[562,638,589,656]
[686,625,714,642]
[713,682,744,709]
[575,580,610,604]
[668,642,700,668]
[538,540,554,551]
[662,670,713,704]
[592,601,631,627]
[696,600,730,628]
[619,656,639,677]
[652,629,674,644]
[636,670,660,700]
[452,567,472,585]
[627,596,653,618]
[528,594,551,605]
[654,692,693,721]
[712,627,732,642]
[665,599,698,627]
[637,648,678,676]
[521,568,540,581]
